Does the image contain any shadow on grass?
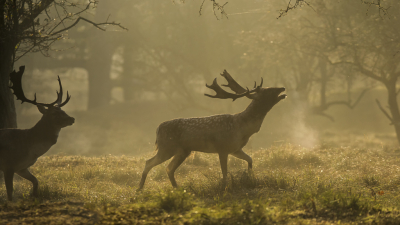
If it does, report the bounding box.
[0,182,79,204]
[0,200,99,224]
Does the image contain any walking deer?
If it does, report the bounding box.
[138,70,287,190]
[0,66,74,201]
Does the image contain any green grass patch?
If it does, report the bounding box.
[0,144,400,224]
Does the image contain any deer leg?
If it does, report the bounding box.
[166,151,191,188]
[4,170,14,201]
[218,153,228,185]
[138,153,173,190]
[231,150,253,170]
[16,168,38,197]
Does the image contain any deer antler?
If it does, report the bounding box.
[205,70,263,101]
[55,76,71,107]
[220,70,248,94]
[220,70,263,100]
[220,70,263,95]
[205,78,250,101]
[9,66,71,107]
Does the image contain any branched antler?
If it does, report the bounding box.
[205,70,262,101]
[9,66,71,107]
[220,70,262,99]
[205,78,250,101]
[220,70,247,94]
[9,66,40,106]
[55,76,71,107]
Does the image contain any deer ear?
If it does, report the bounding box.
[248,90,261,99]
[37,105,47,114]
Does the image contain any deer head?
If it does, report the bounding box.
[205,70,287,105]
[9,66,75,128]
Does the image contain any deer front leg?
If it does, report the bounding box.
[218,153,228,185]
[231,150,253,170]
[166,151,191,188]
[16,168,38,197]
[4,170,14,201]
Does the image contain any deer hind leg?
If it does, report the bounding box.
[231,149,253,170]
[166,151,191,188]
[16,168,38,197]
[218,153,228,185]
[138,152,173,190]
[4,170,14,201]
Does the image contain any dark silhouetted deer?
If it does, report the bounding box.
[138,70,287,190]
[0,66,74,201]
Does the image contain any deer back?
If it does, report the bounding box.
[156,114,250,154]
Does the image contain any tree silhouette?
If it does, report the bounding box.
[0,0,125,128]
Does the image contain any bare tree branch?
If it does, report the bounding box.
[311,86,371,122]
[313,111,335,122]
[277,0,314,19]
[52,16,127,36]
[328,60,386,83]
[199,0,228,19]
[324,88,371,109]
[2,0,127,62]
[376,99,393,124]
[19,0,54,30]
[361,0,391,18]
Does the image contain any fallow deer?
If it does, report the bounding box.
[138,70,287,190]
[0,66,74,201]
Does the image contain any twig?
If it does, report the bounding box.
[199,0,228,19]
[277,0,314,19]
[52,16,127,36]
[54,2,66,29]
[349,88,370,109]
[199,0,206,16]
[311,88,371,121]
[361,0,391,18]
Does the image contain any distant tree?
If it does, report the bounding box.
[235,1,371,122]
[0,0,125,128]
[325,1,400,143]
[278,0,391,19]
[114,1,231,112]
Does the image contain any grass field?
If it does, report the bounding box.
[1,137,400,224]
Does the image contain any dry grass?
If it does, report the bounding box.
[1,139,400,224]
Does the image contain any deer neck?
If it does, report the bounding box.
[29,117,60,156]
[237,99,274,135]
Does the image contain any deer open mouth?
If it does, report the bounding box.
[279,93,287,100]
[277,88,287,100]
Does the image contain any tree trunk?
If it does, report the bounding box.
[0,43,17,129]
[86,46,113,109]
[386,81,400,144]
[85,2,116,110]
[121,45,136,102]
